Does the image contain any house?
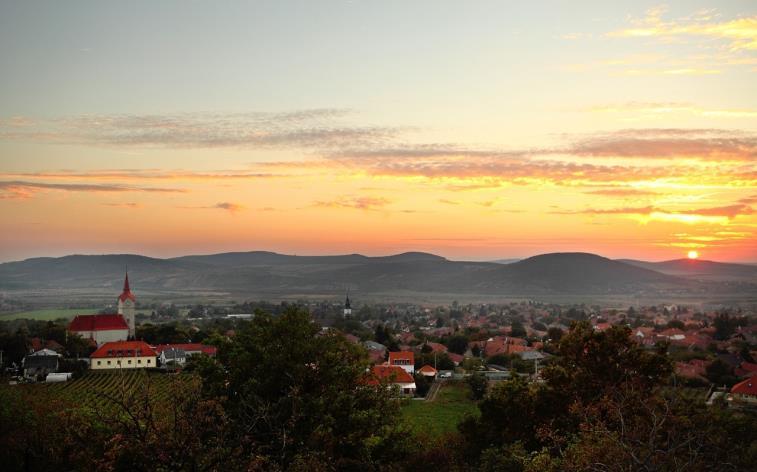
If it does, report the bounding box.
[730,377,757,404]
[90,341,157,370]
[418,364,438,377]
[388,351,415,374]
[154,343,217,366]
[370,365,416,395]
[158,347,186,366]
[22,349,61,380]
[68,314,129,346]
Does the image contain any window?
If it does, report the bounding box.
[138,359,142,364]
[107,360,111,365]
[128,359,132,364]
[97,361,101,366]
[147,359,151,365]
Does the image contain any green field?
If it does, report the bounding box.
[0,308,91,321]
[401,381,479,437]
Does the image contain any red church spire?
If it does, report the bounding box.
[118,269,136,302]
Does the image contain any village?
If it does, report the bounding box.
[5,273,756,409]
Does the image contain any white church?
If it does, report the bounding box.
[68,271,137,346]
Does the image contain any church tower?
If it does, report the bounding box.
[117,270,136,339]
[343,292,352,316]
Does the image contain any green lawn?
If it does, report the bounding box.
[401,381,479,437]
[0,308,90,321]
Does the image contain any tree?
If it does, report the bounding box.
[547,327,564,343]
[204,307,407,468]
[446,335,469,355]
[467,372,488,400]
[510,320,527,338]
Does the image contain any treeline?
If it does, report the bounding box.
[1,309,755,471]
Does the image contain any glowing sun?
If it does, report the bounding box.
[687,250,699,259]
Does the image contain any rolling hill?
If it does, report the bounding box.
[619,258,757,282]
[0,251,715,301]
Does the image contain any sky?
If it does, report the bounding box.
[1,1,756,263]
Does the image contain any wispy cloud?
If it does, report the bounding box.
[552,202,754,220]
[178,202,244,213]
[312,196,390,211]
[101,202,141,208]
[0,180,184,199]
[608,6,757,51]
[0,110,399,150]
[584,188,658,197]
[566,129,757,161]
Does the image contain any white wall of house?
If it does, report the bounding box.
[72,328,128,346]
[91,356,156,369]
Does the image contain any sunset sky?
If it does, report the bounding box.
[1,1,756,262]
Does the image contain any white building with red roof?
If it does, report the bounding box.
[730,377,757,404]
[370,365,416,396]
[388,351,415,374]
[90,340,157,370]
[68,314,129,346]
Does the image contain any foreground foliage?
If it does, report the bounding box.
[1,313,754,471]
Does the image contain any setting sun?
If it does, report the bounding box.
[688,250,699,260]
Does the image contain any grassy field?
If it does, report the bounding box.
[0,308,91,321]
[401,381,478,437]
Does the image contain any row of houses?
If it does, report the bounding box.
[22,341,217,380]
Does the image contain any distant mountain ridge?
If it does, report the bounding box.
[619,258,757,282]
[0,250,754,299]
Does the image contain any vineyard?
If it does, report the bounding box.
[45,370,192,409]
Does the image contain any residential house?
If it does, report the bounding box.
[417,365,438,377]
[730,377,757,404]
[23,348,61,380]
[90,340,157,370]
[370,365,416,396]
[388,351,415,374]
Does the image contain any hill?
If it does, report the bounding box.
[0,251,720,303]
[619,258,757,282]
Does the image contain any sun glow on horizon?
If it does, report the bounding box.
[687,250,699,259]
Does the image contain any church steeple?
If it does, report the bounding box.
[117,268,136,338]
[343,291,352,316]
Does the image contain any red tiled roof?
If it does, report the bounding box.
[447,352,464,364]
[389,351,414,363]
[371,365,414,383]
[69,314,128,332]
[424,342,448,353]
[91,341,156,359]
[731,377,757,397]
[418,364,438,374]
[154,343,217,356]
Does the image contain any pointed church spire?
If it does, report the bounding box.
[123,267,130,293]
